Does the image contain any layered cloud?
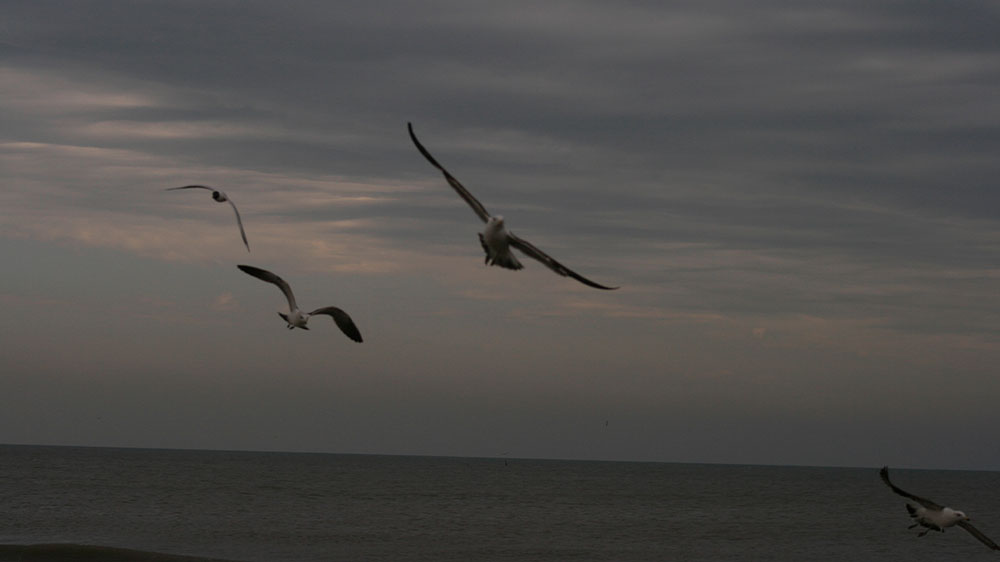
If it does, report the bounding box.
[2,0,1000,466]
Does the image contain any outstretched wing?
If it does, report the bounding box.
[225,198,250,252]
[169,185,249,251]
[166,185,213,192]
[407,122,491,223]
[237,265,296,311]
[957,520,1000,550]
[879,466,944,510]
[309,306,363,343]
[508,232,618,290]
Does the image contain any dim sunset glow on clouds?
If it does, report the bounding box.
[2,0,1000,469]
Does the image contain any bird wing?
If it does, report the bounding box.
[166,185,213,191]
[407,122,491,223]
[309,306,363,343]
[237,265,296,311]
[225,198,250,252]
[507,232,618,290]
[957,520,1000,550]
[168,185,249,251]
[879,466,944,510]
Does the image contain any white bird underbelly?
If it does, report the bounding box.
[479,217,523,270]
[279,309,309,330]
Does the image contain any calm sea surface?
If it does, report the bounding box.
[2,445,1000,561]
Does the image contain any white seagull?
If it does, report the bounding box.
[880,466,1000,550]
[408,123,618,290]
[167,185,250,252]
[237,265,363,343]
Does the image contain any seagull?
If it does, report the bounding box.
[237,265,363,343]
[407,122,618,290]
[880,466,999,550]
[167,185,250,252]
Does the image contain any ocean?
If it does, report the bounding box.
[2,445,999,562]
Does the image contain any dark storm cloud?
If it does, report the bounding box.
[5,0,999,269]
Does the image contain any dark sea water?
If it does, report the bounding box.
[3,445,1000,562]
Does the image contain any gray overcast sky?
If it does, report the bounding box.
[2,0,999,470]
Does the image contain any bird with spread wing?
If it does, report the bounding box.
[167,185,250,252]
[408,123,618,290]
[880,466,999,550]
[237,265,362,343]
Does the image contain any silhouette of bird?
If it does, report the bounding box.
[237,265,362,343]
[167,185,250,252]
[408,123,617,290]
[880,466,999,550]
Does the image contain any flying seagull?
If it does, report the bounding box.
[167,185,250,252]
[237,265,363,343]
[407,122,618,290]
[880,466,999,550]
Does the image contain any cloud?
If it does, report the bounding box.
[3,0,1000,468]
[210,292,238,312]
[0,65,158,112]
